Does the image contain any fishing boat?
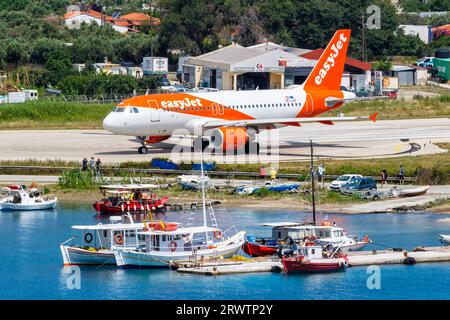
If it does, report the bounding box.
[392,186,430,198]
[93,184,168,215]
[243,140,370,256]
[113,155,246,268]
[243,222,370,256]
[0,185,57,211]
[439,234,450,245]
[235,181,301,195]
[60,215,169,266]
[282,244,348,273]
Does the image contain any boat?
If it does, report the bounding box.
[177,175,211,190]
[60,215,166,266]
[236,181,301,195]
[243,221,370,256]
[242,141,370,256]
[282,244,348,273]
[93,184,168,215]
[113,155,246,268]
[439,234,450,245]
[0,185,57,211]
[392,186,430,198]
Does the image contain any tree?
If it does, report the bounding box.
[234,6,265,46]
[45,56,75,84]
[31,38,70,65]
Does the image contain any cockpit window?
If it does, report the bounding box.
[132,107,139,113]
[112,107,118,112]
[115,107,126,113]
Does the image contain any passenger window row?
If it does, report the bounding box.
[161,102,300,112]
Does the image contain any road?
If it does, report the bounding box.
[0,118,449,163]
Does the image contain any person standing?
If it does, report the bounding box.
[82,158,88,171]
[398,165,405,185]
[317,163,325,188]
[89,157,95,175]
[95,158,102,176]
[270,167,277,180]
[381,169,388,185]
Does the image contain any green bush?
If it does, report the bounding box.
[58,169,101,190]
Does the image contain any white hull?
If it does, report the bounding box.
[341,241,369,252]
[60,245,115,266]
[439,234,450,245]
[0,198,57,211]
[114,232,246,268]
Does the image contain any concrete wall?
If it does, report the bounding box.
[269,73,284,89]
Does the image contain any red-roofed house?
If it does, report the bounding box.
[63,9,129,33]
[301,48,372,90]
[115,12,161,31]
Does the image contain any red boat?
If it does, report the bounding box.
[242,241,278,257]
[93,184,169,215]
[281,245,348,273]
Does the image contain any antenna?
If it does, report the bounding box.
[310,139,316,225]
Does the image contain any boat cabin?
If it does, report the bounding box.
[71,216,145,250]
[138,226,221,253]
[262,222,346,242]
[297,245,324,259]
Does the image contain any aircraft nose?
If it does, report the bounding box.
[103,112,121,133]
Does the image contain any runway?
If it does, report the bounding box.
[0,118,449,163]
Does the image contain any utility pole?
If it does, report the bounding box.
[361,14,367,62]
[310,139,316,225]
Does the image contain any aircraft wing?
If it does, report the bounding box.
[203,114,377,129]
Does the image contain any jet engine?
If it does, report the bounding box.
[209,127,258,152]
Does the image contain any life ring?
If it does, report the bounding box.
[84,232,93,243]
[214,230,222,239]
[114,234,124,245]
[169,241,177,252]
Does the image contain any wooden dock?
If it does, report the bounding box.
[176,246,450,275]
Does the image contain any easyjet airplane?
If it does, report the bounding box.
[103,29,377,154]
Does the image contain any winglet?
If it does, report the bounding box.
[370,112,378,123]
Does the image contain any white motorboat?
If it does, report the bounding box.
[439,234,450,245]
[60,216,147,266]
[392,186,430,197]
[247,221,370,253]
[177,175,211,190]
[0,187,57,211]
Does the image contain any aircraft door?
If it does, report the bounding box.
[304,93,314,115]
[147,100,160,122]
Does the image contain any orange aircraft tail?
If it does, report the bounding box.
[303,29,351,91]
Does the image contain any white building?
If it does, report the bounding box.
[399,25,433,44]
[62,9,129,34]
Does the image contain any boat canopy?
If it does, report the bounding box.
[138,226,217,236]
[261,222,309,227]
[72,222,145,231]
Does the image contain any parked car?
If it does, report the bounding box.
[330,174,362,191]
[416,57,434,69]
[340,177,377,195]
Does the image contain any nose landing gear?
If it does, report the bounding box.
[138,146,148,154]
[137,136,148,154]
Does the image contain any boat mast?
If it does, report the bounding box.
[310,139,316,225]
[199,138,208,228]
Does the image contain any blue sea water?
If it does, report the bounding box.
[0,203,449,300]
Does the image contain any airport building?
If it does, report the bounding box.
[182,42,372,91]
